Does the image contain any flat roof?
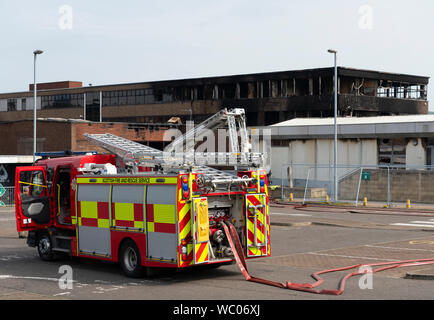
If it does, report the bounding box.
[0,66,429,98]
[264,114,434,139]
[272,114,434,127]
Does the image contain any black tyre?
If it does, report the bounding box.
[37,232,55,261]
[119,239,145,278]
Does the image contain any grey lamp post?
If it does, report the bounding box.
[327,49,338,202]
[33,50,43,163]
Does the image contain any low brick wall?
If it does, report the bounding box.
[269,187,328,200]
[339,169,434,203]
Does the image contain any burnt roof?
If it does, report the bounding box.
[0,66,429,98]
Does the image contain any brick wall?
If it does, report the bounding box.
[0,120,175,155]
[339,169,434,203]
[71,122,173,153]
[29,81,82,91]
[0,121,71,154]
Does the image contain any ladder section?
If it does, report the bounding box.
[84,132,255,189]
[164,108,251,154]
[85,133,262,169]
[193,165,253,189]
[84,133,164,163]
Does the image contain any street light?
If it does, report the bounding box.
[327,49,338,202]
[33,50,44,163]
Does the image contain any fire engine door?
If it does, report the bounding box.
[245,193,267,257]
[15,166,51,232]
[192,197,209,264]
[54,166,72,225]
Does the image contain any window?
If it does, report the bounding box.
[136,90,145,104]
[7,99,17,111]
[127,90,136,105]
[239,82,249,99]
[19,170,47,197]
[21,98,27,111]
[110,91,119,105]
[379,139,406,165]
[377,82,427,100]
[46,168,54,193]
[154,89,163,102]
[220,83,236,99]
[102,92,110,106]
[145,89,155,103]
[271,140,290,147]
[119,90,127,105]
[85,91,100,122]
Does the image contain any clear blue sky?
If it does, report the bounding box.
[0,1,433,109]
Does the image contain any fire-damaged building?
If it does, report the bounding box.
[0,67,428,190]
[0,67,429,127]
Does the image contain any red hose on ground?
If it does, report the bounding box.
[222,222,434,295]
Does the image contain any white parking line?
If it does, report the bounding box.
[53,292,71,296]
[365,245,434,252]
[391,223,434,228]
[390,218,434,229]
[410,221,434,224]
[0,275,74,282]
[270,213,311,217]
[309,252,396,262]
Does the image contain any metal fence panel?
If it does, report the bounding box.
[1,187,14,206]
[270,164,434,206]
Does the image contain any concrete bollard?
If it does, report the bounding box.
[363,197,368,207]
[406,199,411,209]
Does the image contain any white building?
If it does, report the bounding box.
[261,114,434,190]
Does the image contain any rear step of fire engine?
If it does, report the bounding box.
[52,248,70,253]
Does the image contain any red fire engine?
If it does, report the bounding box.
[14,108,270,277]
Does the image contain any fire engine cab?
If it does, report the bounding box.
[14,108,270,277]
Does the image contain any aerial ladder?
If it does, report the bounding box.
[163,108,250,153]
[162,108,259,167]
[84,108,265,191]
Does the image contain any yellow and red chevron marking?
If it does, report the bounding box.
[178,201,192,241]
[195,242,208,264]
[246,194,267,257]
[266,201,270,256]
[178,186,193,267]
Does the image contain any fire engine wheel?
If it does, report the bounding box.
[119,240,145,278]
[37,233,55,261]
